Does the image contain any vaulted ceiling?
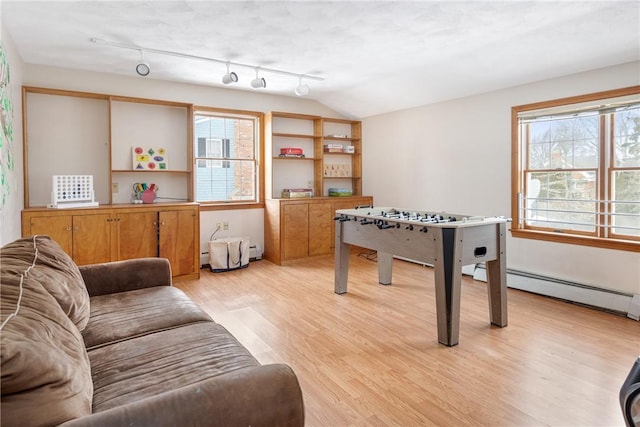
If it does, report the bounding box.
[3,1,639,118]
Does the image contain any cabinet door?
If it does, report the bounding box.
[159,210,196,277]
[282,203,309,260]
[28,215,73,256]
[308,202,333,256]
[117,211,159,261]
[72,214,112,265]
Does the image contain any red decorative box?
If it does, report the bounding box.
[280,147,304,155]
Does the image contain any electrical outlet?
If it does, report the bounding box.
[223,222,229,230]
[112,182,119,193]
[216,222,222,229]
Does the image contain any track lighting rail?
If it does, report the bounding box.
[90,37,324,82]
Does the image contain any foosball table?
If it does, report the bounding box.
[334,207,509,346]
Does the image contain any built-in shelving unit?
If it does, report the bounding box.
[265,112,362,199]
[21,86,199,280]
[263,111,371,265]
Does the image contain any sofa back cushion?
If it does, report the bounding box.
[1,236,93,426]
[2,235,90,330]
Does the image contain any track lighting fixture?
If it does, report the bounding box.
[222,62,238,85]
[250,69,266,89]
[135,50,150,77]
[294,77,310,96]
[91,38,323,93]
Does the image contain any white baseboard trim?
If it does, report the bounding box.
[473,264,638,320]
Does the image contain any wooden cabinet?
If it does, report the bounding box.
[27,215,73,255]
[158,209,197,278]
[22,203,200,280]
[308,202,334,256]
[117,211,159,260]
[282,203,310,260]
[26,212,113,265]
[72,213,113,265]
[264,196,373,265]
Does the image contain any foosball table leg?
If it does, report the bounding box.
[378,251,393,285]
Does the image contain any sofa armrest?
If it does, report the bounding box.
[79,258,172,297]
[60,364,304,427]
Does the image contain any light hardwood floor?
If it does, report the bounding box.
[176,253,639,427]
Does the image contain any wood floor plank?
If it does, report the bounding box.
[176,254,639,426]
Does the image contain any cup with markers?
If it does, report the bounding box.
[132,183,158,204]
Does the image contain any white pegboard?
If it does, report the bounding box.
[48,175,99,209]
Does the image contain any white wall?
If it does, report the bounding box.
[17,64,343,255]
[362,61,640,295]
[0,27,24,245]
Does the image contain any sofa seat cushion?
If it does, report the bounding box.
[89,322,260,412]
[82,286,213,349]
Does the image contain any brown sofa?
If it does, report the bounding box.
[1,235,304,427]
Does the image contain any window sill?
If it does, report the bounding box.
[199,202,265,212]
[510,229,640,252]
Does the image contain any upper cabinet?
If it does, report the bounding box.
[22,87,194,208]
[265,112,363,199]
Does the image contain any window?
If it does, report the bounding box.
[194,109,261,204]
[511,86,640,251]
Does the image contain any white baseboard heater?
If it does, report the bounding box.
[472,264,640,321]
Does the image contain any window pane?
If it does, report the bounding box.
[526,171,597,232]
[196,160,255,202]
[528,116,598,169]
[611,170,640,237]
[613,107,640,168]
[236,120,255,160]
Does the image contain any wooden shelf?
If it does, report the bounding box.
[112,169,191,173]
[324,176,359,179]
[323,136,358,142]
[273,132,315,139]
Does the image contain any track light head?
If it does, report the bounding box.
[136,62,150,76]
[251,69,266,88]
[251,77,266,88]
[294,77,310,96]
[135,50,150,76]
[222,71,238,84]
[222,63,238,85]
